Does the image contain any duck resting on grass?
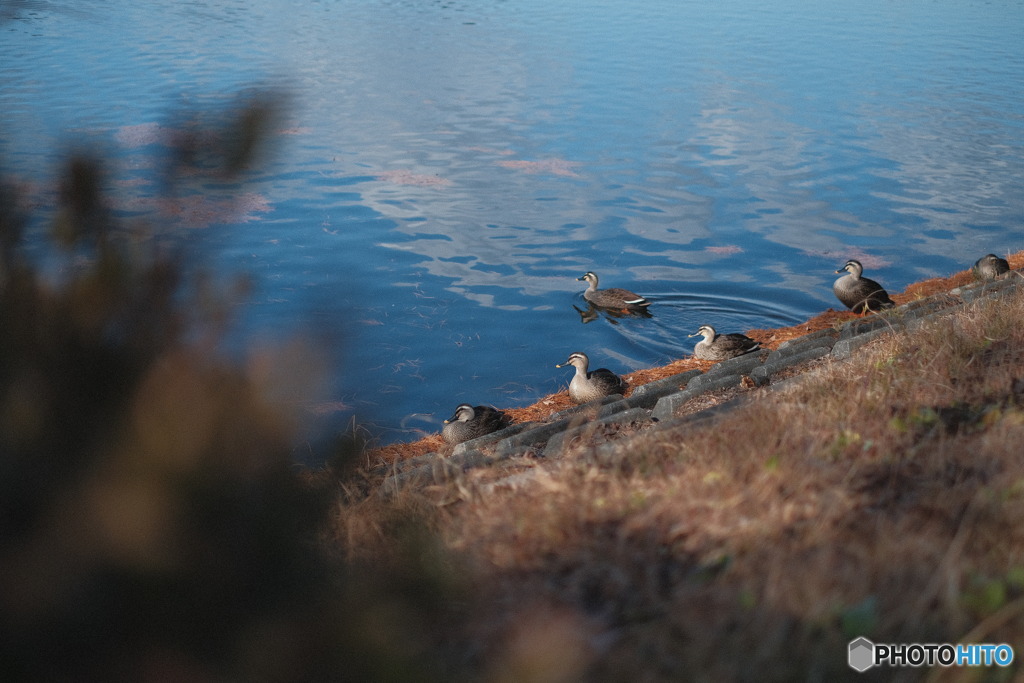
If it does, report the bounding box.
[972,253,1010,281]
[688,324,761,361]
[577,271,651,313]
[442,403,511,445]
[833,259,895,314]
[556,351,627,404]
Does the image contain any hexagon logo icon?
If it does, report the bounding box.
[848,637,875,672]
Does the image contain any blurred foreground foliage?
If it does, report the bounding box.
[0,98,459,682]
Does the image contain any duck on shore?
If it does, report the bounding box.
[833,259,895,314]
[442,403,511,445]
[973,254,1010,281]
[556,351,627,404]
[689,325,761,361]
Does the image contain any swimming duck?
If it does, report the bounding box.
[577,271,651,312]
[688,324,761,361]
[972,254,1010,281]
[556,351,627,404]
[442,403,512,445]
[833,259,895,314]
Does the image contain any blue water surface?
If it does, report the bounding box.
[3,0,1023,453]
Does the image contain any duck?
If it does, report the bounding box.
[833,259,895,314]
[688,324,761,361]
[442,403,512,445]
[972,253,1010,281]
[577,271,651,312]
[556,351,627,404]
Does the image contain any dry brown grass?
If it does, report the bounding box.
[334,283,1024,681]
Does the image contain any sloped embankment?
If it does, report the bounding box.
[334,262,1024,680]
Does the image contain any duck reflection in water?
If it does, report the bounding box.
[573,300,653,324]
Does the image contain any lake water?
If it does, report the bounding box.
[3,0,1024,452]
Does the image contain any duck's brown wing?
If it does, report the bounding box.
[720,334,760,355]
[592,368,627,394]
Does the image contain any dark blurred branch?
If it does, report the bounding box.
[0,95,460,682]
[166,91,287,189]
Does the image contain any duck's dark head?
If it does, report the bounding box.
[444,403,475,424]
[688,325,716,339]
[836,259,863,276]
[556,351,590,370]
